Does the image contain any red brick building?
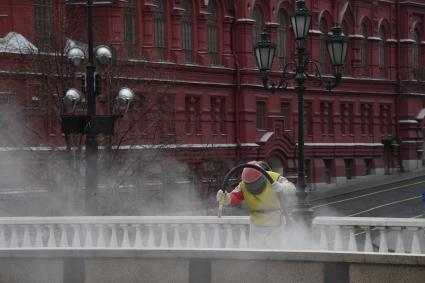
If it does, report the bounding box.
[0,0,425,193]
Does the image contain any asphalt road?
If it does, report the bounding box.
[310,177,425,218]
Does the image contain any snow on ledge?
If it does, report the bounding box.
[0,32,38,54]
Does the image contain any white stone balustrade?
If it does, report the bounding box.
[313,216,425,254]
[2,216,425,253]
[0,216,250,249]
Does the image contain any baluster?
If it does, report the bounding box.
[72,224,81,248]
[9,225,19,248]
[393,227,405,253]
[224,225,234,249]
[185,224,195,248]
[146,224,155,248]
[121,224,130,247]
[96,224,106,247]
[34,225,43,247]
[59,225,68,247]
[159,224,168,248]
[198,224,208,248]
[333,226,342,251]
[409,227,422,254]
[172,224,181,248]
[211,224,221,248]
[84,224,94,248]
[346,226,358,252]
[362,226,373,252]
[133,224,143,247]
[46,225,56,247]
[319,226,328,250]
[0,226,6,248]
[22,225,32,247]
[237,225,248,249]
[377,227,388,253]
[109,224,118,247]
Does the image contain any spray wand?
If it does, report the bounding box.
[217,191,225,218]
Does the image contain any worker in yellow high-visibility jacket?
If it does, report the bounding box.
[217,161,296,249]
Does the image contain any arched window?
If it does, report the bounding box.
[34,0,51,51]
[154,0,166,61]
[360,23,368,77]
[412,28,420,70]
[319,18,328,74]
[277,10,288,69]
[182,0,193,63]
[341,21,350,75]
[207,0,218,65]
[124,0,136,58]
[253,6,263,44]
[378,26,386,78]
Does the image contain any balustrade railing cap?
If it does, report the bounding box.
[313,216,425,227]
[0,216,250,225]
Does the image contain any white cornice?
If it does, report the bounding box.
[402,140,422,144]
[368,36,382,41]
[399,120,419,124]
[236,18,255,23]
[265,22,279,27]
[66,1,113,5]
[309,29,323,35]
[400,1,425,7]
[304,143,383,147]
[0,143,263,152]
[400,39,415,43]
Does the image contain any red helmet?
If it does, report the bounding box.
[241,161,262,184]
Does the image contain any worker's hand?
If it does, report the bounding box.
[272,177,297,195]
[271,181,283,193]
[216,190,231,205]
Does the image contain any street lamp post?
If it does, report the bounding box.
[253,0,348,225]
[85,0,98,216]
[61,0,134,215]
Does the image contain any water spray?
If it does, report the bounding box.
[217,163,274,217]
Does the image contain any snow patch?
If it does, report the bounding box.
[0,32,38,54]
[64,38,87,55]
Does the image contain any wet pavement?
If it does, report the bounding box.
[308,167,425,202]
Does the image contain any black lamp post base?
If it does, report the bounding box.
[291,205,314,227]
